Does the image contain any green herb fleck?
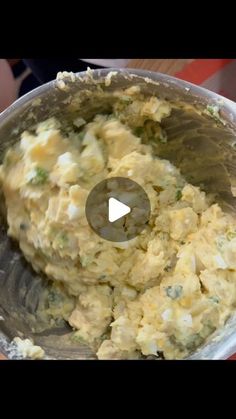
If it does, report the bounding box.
[108,113,116,120]
[159,130,167,144]
[48,290,62,304]
[100,334,108,342]
[99,274,106,280]
[71,333,86,343]
[73,117,86,129]
[133,127,144,137]
[77,131,85,141]
[169,335,186,351]
[186,333,204,351]
[180,241,185,245]
[4,154,12,167]
[207,105,215,115]
[56,232,68,249]
[164,265,172,272]
[165,285,183,300]
[209,296,220,304]
[120,95,132,104]
[153,185,164,194]
[176,189,182,201]
[207,104,219,116]
[200,322,216,338]
[29,167,48,185]
[226,231,236,241]
[206,105,221,122]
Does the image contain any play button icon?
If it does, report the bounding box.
[108,198,131,222]
[85,177,151,242]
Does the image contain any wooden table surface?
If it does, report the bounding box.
[127,59,192,75]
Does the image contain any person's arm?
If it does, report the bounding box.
[0,59,17,113]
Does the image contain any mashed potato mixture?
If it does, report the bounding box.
[1,86,236,359]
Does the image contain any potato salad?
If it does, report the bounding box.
[1,86,236,359]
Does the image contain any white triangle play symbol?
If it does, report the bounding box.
[108,197,131,223]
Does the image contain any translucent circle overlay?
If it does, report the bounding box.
[85,177,151,242]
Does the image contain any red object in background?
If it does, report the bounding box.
[175,59,233,85]
[175,58,236,102]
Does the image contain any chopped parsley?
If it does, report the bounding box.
[159,130,167,144]
[3,153,12,167]
[176,189,182,201]
[99,274,107,280]
[205,104,222,123]
[80,256,91,268]
[73,117,86,129]
[153,185,164,194]
[108,113,117,120]
[120,95,132,104]
[216,236,226,250]
[207,104,219,117]
[133,126,144,137]
[186,333,204,351]
[226,231,236,241]
[77,131,85,141]
[29,167,48,185]
[101,333,109,341]
[56,232,68,250]
[71,333,86,343]
[165,285,183,300]
[209,296,220,304]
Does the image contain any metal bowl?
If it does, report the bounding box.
[1,68,236,359]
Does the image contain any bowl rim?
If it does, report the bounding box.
[1,67,236,126]
[1,67,236,360]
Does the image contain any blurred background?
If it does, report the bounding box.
[1,59,236,113]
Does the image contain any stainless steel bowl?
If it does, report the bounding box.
[1,68,236,359]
